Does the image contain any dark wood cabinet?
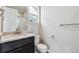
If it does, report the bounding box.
[0,36,35,53]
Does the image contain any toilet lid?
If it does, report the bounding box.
[37,43,47,49]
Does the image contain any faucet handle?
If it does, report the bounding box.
[50,35,55,40]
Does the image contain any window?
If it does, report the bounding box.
[28,6,39,23]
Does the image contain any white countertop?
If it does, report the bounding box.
[0,33,35,44]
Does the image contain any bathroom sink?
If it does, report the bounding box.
[0,32,35,43]
[1,34,26,40]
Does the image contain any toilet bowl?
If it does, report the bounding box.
[35,35,48,53]
[36,43,48,53]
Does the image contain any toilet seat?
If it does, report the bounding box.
[37,43,47,50]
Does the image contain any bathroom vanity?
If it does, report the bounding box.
[0,33,35,53]
[0,6,39,53]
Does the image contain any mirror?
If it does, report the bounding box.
[1,6,40,35]
[3,6,28,32]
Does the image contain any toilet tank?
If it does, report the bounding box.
[35,35,40,45]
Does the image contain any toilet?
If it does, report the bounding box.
[35,35,48,53]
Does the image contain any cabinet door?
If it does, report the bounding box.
[0,37,34,53]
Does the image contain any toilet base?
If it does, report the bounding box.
[35,46,48,53]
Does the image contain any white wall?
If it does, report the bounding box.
[41,6,79,53]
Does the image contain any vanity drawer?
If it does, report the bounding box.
[7,43,34,53]
[0,36,34,53]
